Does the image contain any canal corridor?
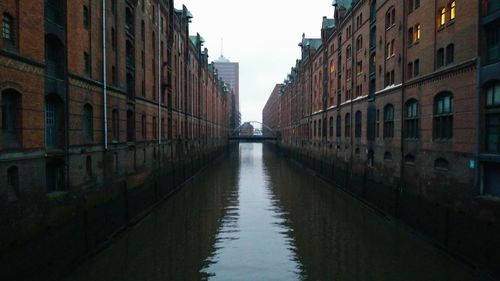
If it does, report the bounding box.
[67,143,475,281]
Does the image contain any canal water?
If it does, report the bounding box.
[66,143,477,281]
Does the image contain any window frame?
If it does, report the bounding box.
[433,92,454,140]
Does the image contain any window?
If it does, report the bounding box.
[2,13,13,43]
[345,113,351,138]
[141,21,145,42]
[126,8,134,35]
[112,28,116,49]
[450,1,456,20]
[446,44,454,65]
[486,24,500,63]
[414,59,420,76]
[383,104,395,138]
[112,109,119,142]
[86,155,92,177]
[336,115,341,137]
[83,5,90,29]
[385,70,395,87]
[409,0,414,13]
[405,99,419,139]
[346,45,352,59]
[355,111,362,138]
[386,7,395,29]
[2,89,22,148]
[7,166,20,201]
[437,48,444,68]
[414,24,421,42]
[142,114,147,138]
[153,116,157,139]
[435,158,449,170]
[415,0,420,9]
[357,61,363,74]
[356,35,363,51]
[408,27,414,45]
[84,52,90,75]
[408,62,414,78]
[386,39,395,58]
[486,82,500,153]
[384,151,393,161]
[439,7,446,26]
[329,117,334,137]
[404,154,416,164]
[434,92,453,140]
[83,104,93,142]
[127,110,135,142]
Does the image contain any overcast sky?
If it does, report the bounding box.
[176,0,335,123]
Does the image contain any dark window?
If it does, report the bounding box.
[45,95,64,148]
[384,151,393,161]
[153,116,157,139]
[336,115,341,138]
[386,7,395,28]
[434,158,449,170]
[486,23,500,63]
[2,89,22,148]
[126,73,135,99]
[127,110,135,142]
[437,48,444,68]
[141,21,145,41]
[83,5,90,29]
[415,0,420,8]
[46,159,65,192]
[383,104,395,138]
[434,92,454,140]
[355,111,362,138]
[314,120,317,137]
[408,27,414,45]
[125,8,134,36]
[45,35,65,78]
[486,82,500,153]
[409,0,414,13]
[83,104,93,142]
[126,40,134,68]
[86,155,92,177]
[142,114,147,138]
[446,44,454,65]
[405,99,419,139]
[345,113,351,138]
[346,45,352,58]
[111,28,116,49]
[404,153,416,164]
[356,35,363,51]
[329,117,334,137]
[2,13,14,43]
[112,109,119,142]
[414,59,420,76]
[408,62,413,78]
[84,52,91,75]
[7,166,20,201]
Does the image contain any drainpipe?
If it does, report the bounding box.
[158,2,161,145]
[102,0,108,150]
[400,0,407,212]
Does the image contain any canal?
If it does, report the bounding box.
[66,143,476,281]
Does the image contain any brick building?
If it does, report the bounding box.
[0,0,233,269]
[263,0,500,275]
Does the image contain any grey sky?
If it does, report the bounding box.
[176,0,334,123]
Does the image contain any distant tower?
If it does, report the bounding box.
[213,47,240,117]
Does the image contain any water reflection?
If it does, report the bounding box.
[66,143,476,281]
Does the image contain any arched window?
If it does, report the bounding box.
[439,7,446,26]
[383,104,395,138]
[385,7,395,29]
[405,153,416,164]
[336,115,341,138]
[345,113,351,138]
[405,99,419,139]
[434,92,454,140]
[112,109,119,142]
[485,82,500,153]
[2,89,22,148]
[355,111,362,138]
[449,1,456,20]
[2,13,14,44]
[435,157,449,170]
[83,104,93,142]
[356,35,363,51]
[384,151,393,161]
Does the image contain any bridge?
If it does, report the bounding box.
[229,121,278,141]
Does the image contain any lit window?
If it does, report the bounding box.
[415,24,421,41]
[439,7,446,26]
[450,1,456,20]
